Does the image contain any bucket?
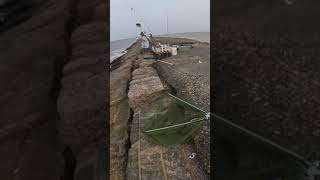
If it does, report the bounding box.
[171,47,178,56]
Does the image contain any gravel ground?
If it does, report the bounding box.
[157,32,210,43]
[213,1,320,179]
[212,25,320,179]
[154,38,210,174]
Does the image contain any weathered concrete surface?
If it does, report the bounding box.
[110,41,142,180]
[110,100,130,180]
[110,61,132,106]
[156,39,210,174]
[126,55,208,179]
[138,59,155,68]
[127,98,208,180]
[128,66,165,109]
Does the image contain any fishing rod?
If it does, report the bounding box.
[168,93,305,163]
[211,112,320,178]
[131,7,152,34]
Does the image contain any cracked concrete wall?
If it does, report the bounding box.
[110,41,141,180]
[125,53,209,180]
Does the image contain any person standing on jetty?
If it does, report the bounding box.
[148,33,153,43]
[140,32,152,58]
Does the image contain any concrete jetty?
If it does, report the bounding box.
[110,37,210,179]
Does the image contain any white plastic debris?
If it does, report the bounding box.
[205,112,210,120]
[188,153,196,159]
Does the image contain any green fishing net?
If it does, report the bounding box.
[143,94,207,146]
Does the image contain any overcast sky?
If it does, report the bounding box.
[110,0,210,41]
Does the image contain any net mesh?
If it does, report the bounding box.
[143,94,207,146]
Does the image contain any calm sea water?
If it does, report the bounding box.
[110,38,137,62]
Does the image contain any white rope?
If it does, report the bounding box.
[138,110,142,180]
[157,60,174,66]
[160,147,168,180]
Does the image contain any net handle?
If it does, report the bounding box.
[144,117,206,133]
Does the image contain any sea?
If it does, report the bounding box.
[110,38,137,63]
[110,32,210,63]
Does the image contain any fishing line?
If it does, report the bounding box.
[131,7,152,34]
[168,92,320,176]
